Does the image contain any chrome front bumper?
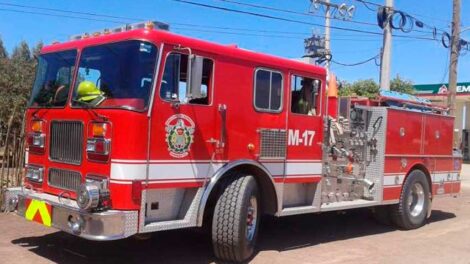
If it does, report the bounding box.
[2,188,138,241]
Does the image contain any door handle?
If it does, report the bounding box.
[218,104,227,149]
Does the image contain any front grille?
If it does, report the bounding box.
[48,168,82,192]
[50,121,83,164]
[259,129,287,159]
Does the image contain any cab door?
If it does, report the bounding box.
[285,73,324,195]
[148,46,219,189]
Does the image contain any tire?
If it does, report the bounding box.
[391,170,431,230]
[212,173,260,263]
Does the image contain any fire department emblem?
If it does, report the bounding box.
[165,114,195,158]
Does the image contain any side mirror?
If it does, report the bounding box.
[187,55,204,99]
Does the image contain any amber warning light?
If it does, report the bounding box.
[28,120,45,154]
[31,120,43,133]
[87,122,111,162]
[92,123,108,138]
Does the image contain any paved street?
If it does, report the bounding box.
[1,166,470,264]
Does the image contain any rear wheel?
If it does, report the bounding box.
[391,170,431,229]
[212,173,260,263]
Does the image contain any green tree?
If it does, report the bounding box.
[0,40,38,131]
[339,76,415,98]
[10,41,35,95]
[339,79,380,98]
[32,41,43,58]
[0,38,7,59]
[390,74,414,94]
[11,41,32,62]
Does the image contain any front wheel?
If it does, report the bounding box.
[212,173,259,263]
[391,170,431,229]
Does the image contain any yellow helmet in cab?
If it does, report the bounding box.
[77,81,102,102]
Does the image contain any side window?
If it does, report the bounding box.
[254,69,283,112]
[160,52,213,105]
[291,75,321,116]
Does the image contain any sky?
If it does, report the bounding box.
[0,0,468,85]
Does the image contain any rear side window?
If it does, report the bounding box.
[254,69,283,112]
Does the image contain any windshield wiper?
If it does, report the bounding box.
[72,99,108,121]
[72,99,91,107]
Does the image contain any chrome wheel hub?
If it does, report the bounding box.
[246,195,258,241]
[408,182,425,218]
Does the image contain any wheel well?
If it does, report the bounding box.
[407,164,433,196]
[202,164,278,226]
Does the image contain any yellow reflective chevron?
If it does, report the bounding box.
[25,200,52,227]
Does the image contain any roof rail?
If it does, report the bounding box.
[70,21,170,41]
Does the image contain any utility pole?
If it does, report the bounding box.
[379,0,393,91]
[447,0,461,117]
[306,0,355,67]
[324,0,331,71]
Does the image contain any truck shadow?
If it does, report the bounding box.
[11,209,455,264]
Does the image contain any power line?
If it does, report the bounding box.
[0,6,388,40]
[353,0,380,7]
[440,51,450,84]
[174,26,426,42]
[214,0,377,27]
[0,4,430,42]
[0,5,431,42]
[171,0,378,36]
[0,0,452,40]
[331,54,380,66]
[0,2,142,22]
[353,0,449,34]
[0,2,382,38]
[353,0,379,12]
[330,40,420,69]
[0,0,445,44]
[353,0,451,26]
[173,24,427,38]
[171,0,443,42]
[0,7,124,24]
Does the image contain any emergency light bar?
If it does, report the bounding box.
[69,21,170,41]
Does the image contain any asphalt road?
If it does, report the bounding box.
[1,167,470,264]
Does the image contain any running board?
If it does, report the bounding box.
[277,206,320,216]
[320,200,379,212]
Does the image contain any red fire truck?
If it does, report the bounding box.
[1,21,461,262]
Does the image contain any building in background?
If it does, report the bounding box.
[414,82,470,161]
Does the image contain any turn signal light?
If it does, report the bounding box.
[92,123,108,138]
[87,122,111,163]
[31,120,43,133]
[28,120,45,154]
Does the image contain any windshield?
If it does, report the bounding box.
[29,50,77,107]
[71,40,158,111]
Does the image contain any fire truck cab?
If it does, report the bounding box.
[2,21,462,262]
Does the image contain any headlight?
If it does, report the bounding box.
[77,183,100,210]
[25,165,44,183]
[76,176,111,211]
